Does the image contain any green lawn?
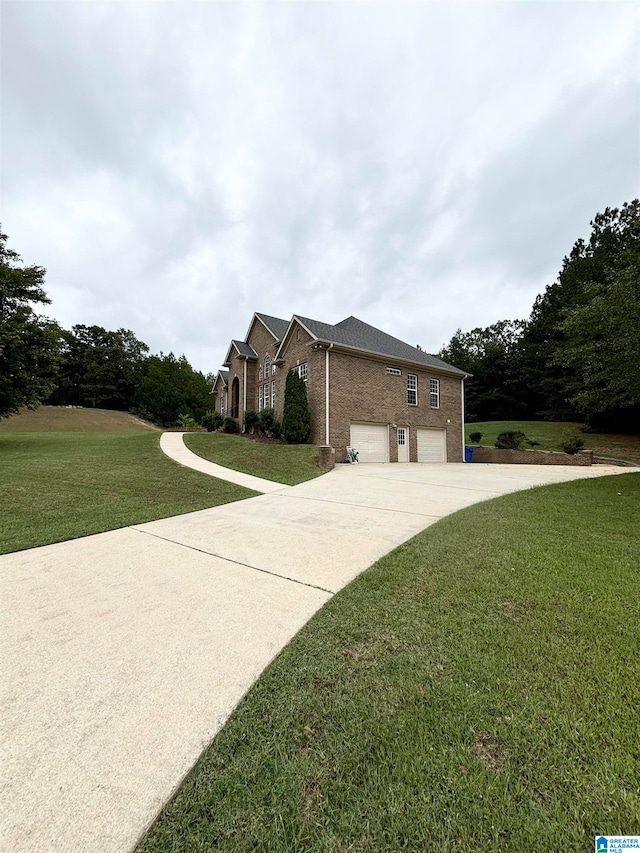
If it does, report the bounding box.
[137,473,640,853]
[0,433,256,555]
[184,433,323,486]
[466,420,640,464]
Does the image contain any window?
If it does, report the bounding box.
[258,385,263,411]
[271,380,275,408]
[430,378,440,408]
[398,428,406,445]
[259,366,263,381]
[272,363,276,376]
[264,355,270,376]
[386,366,401,375]
[292,362,308,382]
[221,395,225,415]
[264,381,270,408]
[407,373,417,405]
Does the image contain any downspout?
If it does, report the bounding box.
[325,344,333,445]
[461,376,466,461]
[242,359,247,432]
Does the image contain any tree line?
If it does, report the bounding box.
[1,228,212,426]
[438,199,639,431]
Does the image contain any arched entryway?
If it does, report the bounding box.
[230,377,240,419]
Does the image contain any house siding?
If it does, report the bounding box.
[327,351,463,463]
[277,322,327,445]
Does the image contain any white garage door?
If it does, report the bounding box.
[350,423,389,463]
[417,428,447,463]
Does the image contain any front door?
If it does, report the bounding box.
[397,427,409,462]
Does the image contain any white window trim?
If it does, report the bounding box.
[258,386,263,411]
[408,373,418,406]
[271,380,275,409]
[264,381,270,408]
[430,378,440,409]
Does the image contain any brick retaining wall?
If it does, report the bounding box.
[471,447,593,466]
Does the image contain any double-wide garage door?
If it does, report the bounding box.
[417,428,446,463]
[350,423,389,463]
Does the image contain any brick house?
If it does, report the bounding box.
[214,312,468,463]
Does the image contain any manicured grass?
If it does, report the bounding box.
[0,405,158,432]
[138,473,640,853]
[466,420,640,464]
[0,433,256,554]
[184,433,323,485]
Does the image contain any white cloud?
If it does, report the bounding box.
[2,0,638,372]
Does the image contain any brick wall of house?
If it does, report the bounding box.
[245,321,280,414]
[276,322,327,445]
[327,351,464,463]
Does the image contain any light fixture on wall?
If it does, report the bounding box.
[391,423,397,429]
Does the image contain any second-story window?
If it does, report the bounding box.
[407,373,417,405]
[430,378,440,408]
[264,355,270,377]
[264,381,270,408]
[259,366,263,381]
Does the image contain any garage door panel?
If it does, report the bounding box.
[350,423,389,463]
[417,428,446,463]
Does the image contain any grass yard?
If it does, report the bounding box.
[0,405,158,432]
[0,433,256,554]
[466,420,640,464]
[185,433,323,485]
[137,472,640,853]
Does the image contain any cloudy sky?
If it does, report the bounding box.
[3,1,639,374]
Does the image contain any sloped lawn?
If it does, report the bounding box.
[184,432,323,485]
[137,472,640,853]
[465,420,640,464]
[0,433,256,554]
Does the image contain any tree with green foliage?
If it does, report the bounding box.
[520,199,640,422]
[0,228,61,418]
[438,320,527,421]
[49,324,149,409]
[132,353,212,427]
[282,370,311,443]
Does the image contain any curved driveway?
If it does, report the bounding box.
[1,452,628,853]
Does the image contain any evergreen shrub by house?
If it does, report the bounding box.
[495,430,528,450]
[223,416,237,434]
[257,408,275,435]
[282,371,311,444]
[243,410,258,432]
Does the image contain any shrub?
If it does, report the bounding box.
[244,410,259,432]
[282,372,311,444]
[201,411,222,432]
[178,414,201,431]
[271,419,283,440]
[561,435,585,455]
[495,430,527,450]
[469,432,483,444]
[223,416,237,434]
[257,408,275,435]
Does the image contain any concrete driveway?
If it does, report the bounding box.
[0,461,628,853]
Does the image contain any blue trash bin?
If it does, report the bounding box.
[464,445,474,463]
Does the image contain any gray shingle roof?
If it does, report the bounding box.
[255,312,289,341]
[218,369,229,385]
[294,314,465,375]
[231,340,258,358]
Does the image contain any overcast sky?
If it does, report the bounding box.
[2,1,639,374]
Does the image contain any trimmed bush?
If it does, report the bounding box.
[495,430,527,450]
[561,435,585,455]
[469,432,483,444]
[257,408,275,435]
[282,372,311,444]
[244,410,259,432]
[201,411,223,432]
[223,416,237,434]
